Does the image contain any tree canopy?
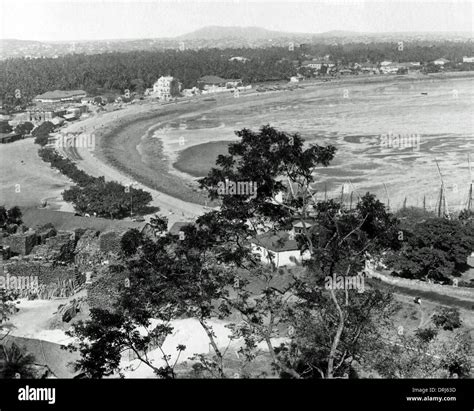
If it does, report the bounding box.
[65,126,470,379]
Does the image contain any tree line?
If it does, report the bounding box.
[1,41,473,109]
[36,129,152,219]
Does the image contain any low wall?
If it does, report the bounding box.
[365,262,474,302]
[1,261,85,299]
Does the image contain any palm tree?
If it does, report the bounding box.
[0,343,36,379]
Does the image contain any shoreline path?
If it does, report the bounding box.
[59,101,208,225]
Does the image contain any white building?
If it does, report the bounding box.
[463,56,474,63]
[301,60,335,70]
[289,76,302,83]
[153,76,179,100]
[380,63,406,74]
[225,79,242,88]
[251,230,311,267]
[33,90,87,104]
[433,58,450,66]
[229,56,249,63]
[182,87,200,97]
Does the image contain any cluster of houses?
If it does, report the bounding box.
[145,75,249,100]
[2,52,473,141]
[6,89,91,132]
[294,55,474,78]
[1,90,118,143]
[297,58,421,77]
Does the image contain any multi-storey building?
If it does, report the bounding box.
[152,76,180,100]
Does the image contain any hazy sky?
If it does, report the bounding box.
[0,0,472,41]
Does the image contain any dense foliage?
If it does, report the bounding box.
[14,121,34,136]
[38,148,152,218]
[32,121,56,146]
[432,307,462,331]
[0,343,36,379]
[385,217,474,281]
[0,121,12,133]
[0,206,22,233]
[65,126,471,379]
[1,41,473,108]
[0,290,36,379]
[0,47,297,107]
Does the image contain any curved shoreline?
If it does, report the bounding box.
[59,71,474,217]
[58,102,211,223]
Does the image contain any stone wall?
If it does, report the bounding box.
[75,229,103,273]
[99,230,125,254]
[3,261,85,299]
[2,230,37,256]
[31,231,75,261]
[365,261,474,301]
[36,226,57,245]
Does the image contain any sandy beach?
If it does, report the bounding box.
[57,101,209,225]
[3,71,472,221]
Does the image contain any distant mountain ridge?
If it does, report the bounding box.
[177,26,471,40]
[1,26,472,60]
[177,26,311,40]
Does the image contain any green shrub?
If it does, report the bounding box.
[432,307,462,331]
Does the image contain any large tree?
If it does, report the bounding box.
[67,218,238,378]
[199,126,401,378]
[67,126,459,380]
[385,217,474,281]
[14,122,34,136]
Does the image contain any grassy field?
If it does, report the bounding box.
[0,139,73,211]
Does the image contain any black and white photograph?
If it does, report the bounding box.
[0,0,473,408]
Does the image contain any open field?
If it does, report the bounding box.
[0,139,74,211]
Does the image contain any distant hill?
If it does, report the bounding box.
[178,26,304,41]
[177,26,472,42]
[1,27,472,60]
[0,38,43,47]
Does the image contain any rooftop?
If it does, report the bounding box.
[252,230,299,252]
[34,90,87,101]
[168,221,195,235]
[292,219,315,228]
[198,75,228,85]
